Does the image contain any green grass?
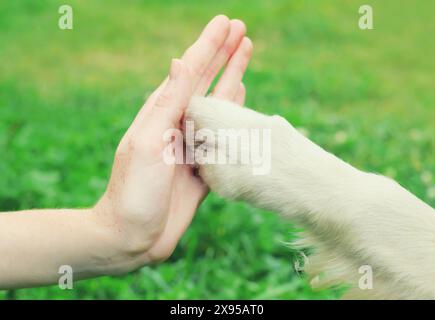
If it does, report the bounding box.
[0,0,433,299]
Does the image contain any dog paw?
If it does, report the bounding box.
[185,96,359,215]
[185,96,292,205]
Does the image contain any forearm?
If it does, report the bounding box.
[0,208,136,289]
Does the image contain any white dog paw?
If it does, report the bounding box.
[185,96,291,204]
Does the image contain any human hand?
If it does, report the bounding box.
[93,15,253,270]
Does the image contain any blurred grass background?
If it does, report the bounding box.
[0,0,433,299]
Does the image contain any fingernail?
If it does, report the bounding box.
[169,59,181,80]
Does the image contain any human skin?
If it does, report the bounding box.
[0,15,253,289]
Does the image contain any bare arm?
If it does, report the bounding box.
[0,209,131,289]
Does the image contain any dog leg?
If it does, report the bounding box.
[186,96,435,299]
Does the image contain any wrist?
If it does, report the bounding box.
[86,204,149,276]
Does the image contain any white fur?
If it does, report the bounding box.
[186,96,435,299]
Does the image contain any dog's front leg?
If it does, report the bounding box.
[185,96,435,299]
[185,96,363,216]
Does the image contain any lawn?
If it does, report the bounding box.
[0,0,433,299]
